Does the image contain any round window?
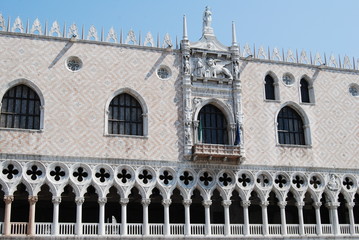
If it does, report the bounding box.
[349,84,359,97]
[157,66,171,80]
[282,74,294,86]
[66,56,83,72]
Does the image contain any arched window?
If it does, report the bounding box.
[264,75,276,100]
[0,84,41,130]
[277,106,305,145]
[300,78,310,103]
[108,93,143,136]
[198,104,228,145]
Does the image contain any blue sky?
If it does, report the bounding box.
[2,0,359,58]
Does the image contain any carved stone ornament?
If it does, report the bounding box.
[0,13,5,30]
[243,43,252,58]
[162,33,172,48]
[258,46,267,59]
[106,27,117,43]
[68,23,79,38]
[343,56,352,69]
[183,56,190,74]
[272,48,282,61]
[286,49,296,62]
[162,199,172,206]
[182,199,192,206]
[125,29,137,44]
[12,16,24,33]
[314,52,323,65]
[49,21,61,37]
[327,174,340,191]
[329,55,338,68]
[300,50,309,64]
[144,32,154,47]
[87,25,98,41]
[30,18,42,35]
[193,58,233,80]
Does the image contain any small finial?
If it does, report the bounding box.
[183,15,188,40]
[232,21,237,46]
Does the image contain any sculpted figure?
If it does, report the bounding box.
[184,56,190,74]
[327,174,339,191]
[206,58,233,80]
[203,6,212,28]
[194,58,205,77]
[233,60,240,80]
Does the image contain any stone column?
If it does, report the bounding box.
[3,195,13,236]
[222,200,232,236]
[141,198,151,236]
[75,197,84,235]
[98,197,107,235]
[278,201,287,235]
[202,200,212,236]
[296,202,305,235]
[326,202,340,235]
[241,200,251,236]
[260,201,269,235]
[28,196,38,235]
[346,202,355,235]
[313,202,322,235]
[183,199,192,235]
[120,198,129,235]
[52,196,61,235]
[162,199,172,236]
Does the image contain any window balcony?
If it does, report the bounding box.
[192,144,244,164]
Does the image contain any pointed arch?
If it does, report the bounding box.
[105,88,148,136]
[263,71,279,101]
[299,74,315,104]
[0,79,45,130]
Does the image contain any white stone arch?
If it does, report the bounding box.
[104,88,149,136]
[269,188,287,202]
[9,180,33,196]
[263,70,280,101]
[60,181,81,198]
[233,185,251,201]
[306,187,323,203]
[274,101,312,146]
[298,74,315,104]
[170,185,189,201]
[211,184,234,201]
[0,179,9,196]
[192,98,235,145]
[33,181,57,197]
[0,78,45,130]
[339,188,354,204]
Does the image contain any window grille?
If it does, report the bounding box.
[277,106,305,145]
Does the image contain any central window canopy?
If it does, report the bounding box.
[108,93,143,136]
[198,104,228,145]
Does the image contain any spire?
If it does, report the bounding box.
[232,21,237,46]
[183,15,188,40]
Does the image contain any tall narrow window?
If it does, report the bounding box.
[300,78,310,103]
[0,84,41,130]
[265,75,275,100]
[198,104,228,145]
[108,93,143,136]
[277,106,305,145]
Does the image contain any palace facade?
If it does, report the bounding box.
[0,7,359,239]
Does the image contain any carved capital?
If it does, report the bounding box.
[75,197,85,205]
[260,201,269,207]
[221,200,232,207]
[4,195,14,204]
[241,200,251,207]
[346,202,355,209]
[28,196,38,204]
[141,198,151,206]
[182,199,192,206]
[295,201,305,208]
[162,199,172,207]
[325,202,340,209]
[202,200,212,207]
[193,120,199,129]
[52,196,62,204]
[98,197,107,204]
[120,198,129,205]
[312,202,322,209]
[278,201,287,209]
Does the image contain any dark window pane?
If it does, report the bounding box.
[108,93,143,136]
[198,104,228,145]
[0,84,41,130]
[300,78,310,103]
[265,75,275,100]
[277,106,305,145]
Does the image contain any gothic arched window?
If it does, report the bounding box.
[277,106,305,145]
[300,78,310,103]
[198,104,228,145]
[265,75,276,100]
[108,93,143,136]
[0,84,41,130]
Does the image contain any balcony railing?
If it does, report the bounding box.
[192,144,242,163]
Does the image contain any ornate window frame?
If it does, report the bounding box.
[0,79,45,131]
[274,102,312,147]
[104,88,148,137]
